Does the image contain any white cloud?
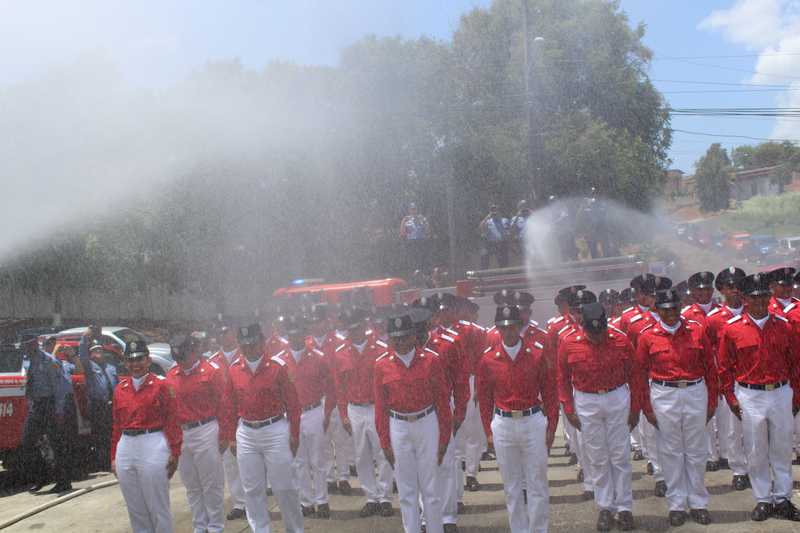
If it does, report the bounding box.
[701,0,800,140]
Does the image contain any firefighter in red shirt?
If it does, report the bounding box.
[167,334,230,533]
[635,288,716,527]
[374,310,452,533]
[769,267,798,317]
[477,304,557,533]
[558,302,640,532]
[719,273,800,522]
[111,340,181,533]
[207,325,247,521]
[334,307,394,518]
[784,275,800,463]
[599,289,622,320]
[273,314,336,519]
[226,323,303,533]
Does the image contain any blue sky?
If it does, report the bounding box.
[2,0,797,173]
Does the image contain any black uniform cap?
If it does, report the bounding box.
[283,315,307,336]
[715,266,746,290]
[554,285,586,306]
[581,303,607,335]
[655,288,682,309]
[567,289,597,309]
[514,291,535,308]
[675,280,690,297]
[125,340,150,360]
[619,287,635,305]
[413,294,440,313]
[493,289,517,306]
[307,303,329,323]
[738,273,772,297]
[769,267,797,286]
[455,296,480,314]
[494,305,523,326]
[598,289,620,306]
[437,292,458,310]
[688,271,715,289]
[238,324,263,345]
[387,313,415,338]
[339,307,368,330]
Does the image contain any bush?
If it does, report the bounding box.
[724,192,800,232]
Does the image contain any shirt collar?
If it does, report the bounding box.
[181,360,201,375]
[397,348,415,368]
[697,301,714,313]
[245,356,263,373]
[503,340,522,361]
[659,318,682,335]
[748,313,769,329]
[132,373,150,391]
[727,304,743,316]
[291,348,303,363]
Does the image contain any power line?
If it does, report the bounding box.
[671,128,800,143]
[652,79,790,88]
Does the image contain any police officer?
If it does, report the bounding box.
[558,302,639,532]
[477,304,557,533]
[374,310,452,533]
[225,323,303,533]
[20,333,72,493]
[79,328,118,472]
[167,334,229,533]
[112,340,181,533]
[334,307,394,518]
[635,288,716,526]
[274,314,336,519]
[718,273,800,522]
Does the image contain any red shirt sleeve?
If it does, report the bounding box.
[718,329,738,410]
[373,359,391,450]
[556,341,576,415]
[539,345,559,433]
[430,357,452,449]
[700,327,719,415]
[634,335,653,415]
[161,382,182,458]
[279,365,301,443]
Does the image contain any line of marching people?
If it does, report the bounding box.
[106,264,800,533]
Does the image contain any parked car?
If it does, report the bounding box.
[56,326,174,375]
[779,236,800,251]
[747,235,780,258]
[724,232,752,255]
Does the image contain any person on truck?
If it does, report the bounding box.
[21,333,73,494]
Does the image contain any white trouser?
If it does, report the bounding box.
[390,408,442,533]
[706,409,719,462]
[178,420,225,533]
[433,435,459,525]
[223,447,246,510]
[562,405,577,454]
[491,409,549,533]
[116,431,173,533]
[324,409,354,482]
[576,422,594,493]
[574,386,633,513]
[347,404,392,503]
[293,405,328,507]
[640,416,663,481]
[650,382,710,512]
[236,418,304,533]
[630,422,643,452]
[736,383,794,504]
[718,399,747,475]
[456,376,486,479]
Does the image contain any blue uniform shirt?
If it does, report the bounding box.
[78,337,118,403]
[26,349,68,415]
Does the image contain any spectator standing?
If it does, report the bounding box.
[509,200,532,261]
[399,202,431,273]
[79,330,118,471]
[479,205,510,269]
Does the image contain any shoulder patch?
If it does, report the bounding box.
[630,314,643,324]
[551,316,565,325]
[563,329,577,339]
[335,343,347,352]
[686,319,702,327]
[623,306,634,313]
[533,341,544,350]
[558,324,572,335]
[445,327,459,337]
[376,352,390,362]
[774,315,789,323]
[375,339,388,348]
[727,315,742,325]
[312,348,325,357]
[483,346,493,354]
[681,305,692,314]
[640,323,655,334]
[208,361,219,370]
[529,319,539,327]
[424,347,439,356]
[440,334,455,343]
[458,319,470,326]
[536,327,548,335]
[608,326,627,337]
[271,355,287,366]
[707,307,721,317]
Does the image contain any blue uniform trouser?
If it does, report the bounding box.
[22,397,69,485]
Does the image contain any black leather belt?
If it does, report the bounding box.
[737,380,787,391]
[303,401,322,413]
[122,427,162,437]
[652,378,703,389]
[349,401,374,407]
[494,406,541,419]
[389,405,435,422]
[577,384,624,395]
[242,413,285,428]
[182,416,216,431]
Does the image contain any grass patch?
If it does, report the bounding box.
[716,192,800,237]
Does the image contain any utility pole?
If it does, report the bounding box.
[522,0,544,201]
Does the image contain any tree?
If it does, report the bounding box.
[695,144,732,212]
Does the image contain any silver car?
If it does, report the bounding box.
[57,326,175,374]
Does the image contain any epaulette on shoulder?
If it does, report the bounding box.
[563,328,577,340]
[681,305,692,314]
[727,315,742,325]
[335,332,347,341]
[640,323,656,334]
[483,345,493,354]
[445,327,460,337]
[608,326,627,337]
[558,324,572,335]
[550,315,565,325]
[208,361,219,370]
[271,354,287,366]
[376,352,390,362]
[375,339,388,348]
[774,314,789,323]
[707,307,721,317]
[785,302,797,313]
[364,329,373,336]
[529,319,539,327]
[440,333,455,343]
[155,374,166,380]
[536,326,548,336]
[458,319,471,327]
[629,314,643,324]
[686,319,702,327]
[312,348,325,357]
[533,341,544,350]
[424,347,439,357]
[335,343,347,352]
[611,316,622,325]
[487,325,497,333]
[623,306,634,313]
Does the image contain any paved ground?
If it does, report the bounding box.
[3,434,800,532]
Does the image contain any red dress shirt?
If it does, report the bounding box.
[373,347,452,450]
[681,303,717,329]
[273,344,336,420]
[167,359,231,438]
[225,354,301,442]
[451,320,487,376]
[207,347,240,371]
[426,328,469,425]
[635,320,718,416]
[476,336,558,438]
[769,296,799,318]
[334,338,387,419]
[557,327,640,416]
[718,313,800,410]
[706,306,738,352]
[111,374,182,459]
[625,311,657,348]
[265,334,289,358]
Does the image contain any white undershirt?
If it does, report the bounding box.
[748,314,769,329]
[503,340,522,361]
[659,319,681,335]
[132,374,149,391]
[698,302,713,313]
[291,349,303,364]
[354,340,367,354]
[182,360,200,375]
[638,304,650,312]
[397,349,415,368]
[778,297,792,308]
[223,349,238,365]
[727,305,743,317]
[313,336,326,348]
[245,356,263,373]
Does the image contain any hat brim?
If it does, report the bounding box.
[744,290,771,297]
[690,283,713,289]
[495,319,522,327]
[655,302,681,309]
[126,352,149,360]
[238,336,260,345]
[388,329,415,338]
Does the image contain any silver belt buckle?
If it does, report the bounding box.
[678,381,688,389]
[766,383,775,391]
[511,410,523,419]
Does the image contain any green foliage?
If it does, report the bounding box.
[723,192,800,233]
[695,144,732,213]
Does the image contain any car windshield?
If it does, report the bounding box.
[0,348,24,373]
[113,329,149,346]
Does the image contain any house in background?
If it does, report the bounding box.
[664,169,696,199]
[730,165,800,201]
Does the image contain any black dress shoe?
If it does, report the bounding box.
[596,510,613,532]
[617,511,634,531]
[646,462,654,475]
[49,482,73,494]
[582,490,594,501]
[774,500,800,521]
[301,505,315,517]
[226,508,246,520]
[380,501,394,517]
[461,460,466,471]
[328,481,338,493]
[443,524,458,533]
[465,476,480,492]
[751,502,771,521]
[457,502,465,514]
[632,450,644,461]
[793,456,800,466]
[349,464,358,477]
[360,502,379,517]
[669,510,686,526]
[316,503,331,519]
[690,508,712,525]
[338,480,352,495]
[706,460,720,472]
[718,457,730,469]
[577,469,584,482]
[568,453,578,466]
[654,480,667,498]
[28,483,46,493]
[732,475,749,491]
